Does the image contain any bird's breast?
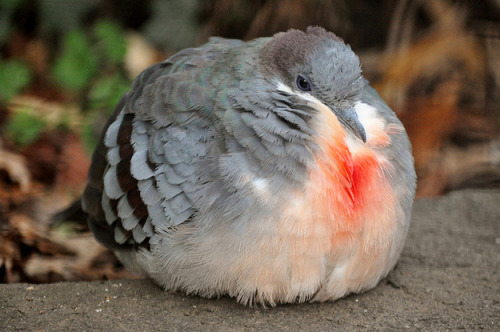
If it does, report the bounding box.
[283,101,398,255]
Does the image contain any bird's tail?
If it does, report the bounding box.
[50,198,88,230]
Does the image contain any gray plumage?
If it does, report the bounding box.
[81,27,416,306]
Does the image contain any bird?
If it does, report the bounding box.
[79,26,416,306]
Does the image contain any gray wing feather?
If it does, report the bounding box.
[82,40,233,249]
[83,35,316,250]
[156,174,183,200]
[122,213,140,231]
[131,150,155,180]
[103,165,124,199]
[137,179,162,205]
[114,224,130,244]
[104,112,123,148]
[101,193,117,224]
[142,217,154,236]
[117,195,135,219]
[107,146,121,166]
[132,226,147,243]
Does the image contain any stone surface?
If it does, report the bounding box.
[1,189,499,331]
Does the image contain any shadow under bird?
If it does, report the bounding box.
[76,26,416,306]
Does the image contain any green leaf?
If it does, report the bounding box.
[0,60,32,102]
[81,116,99,153]
[93,20,127,65]
[88,73,130,112]
[52,30,98,91]
[5,109,46,146]
[81,110,109,153]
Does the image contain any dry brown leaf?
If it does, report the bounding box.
[0,147,30,193]
[373,0,499,196]
[377,31,483,113]
[1,211,135,283]
[54,133,90,188]
[23,233,137,283]
[8,96,83,132]
[20,131,89,187]
[125,33,164,79]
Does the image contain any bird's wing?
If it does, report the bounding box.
[82,39,241,249]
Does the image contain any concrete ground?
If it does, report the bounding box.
[1,189,499,331]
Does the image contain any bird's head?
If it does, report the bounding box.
[260,26,366,143]
[216,27,392,190]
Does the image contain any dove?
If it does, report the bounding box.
[80,27,416,306]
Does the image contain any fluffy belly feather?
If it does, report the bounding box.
[211,136,400,305]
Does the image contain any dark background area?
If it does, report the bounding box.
[0,0,499,284]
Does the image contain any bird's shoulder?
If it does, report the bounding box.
[127,37,244,119]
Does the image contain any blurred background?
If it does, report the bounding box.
[0,0,499,283]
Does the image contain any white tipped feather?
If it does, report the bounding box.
[131,130,149,151]
[114,224,129,244]
[101,192,117,225]
[131,150,154,180]
[132,225,147,243]
[138,179,161,205]
[104,111,124,148]
[117,195,134,219]
[106,146,121,166]
[122,212,140,231]
[104,165,124,199]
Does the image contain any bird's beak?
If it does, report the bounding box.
[334,107,366,143]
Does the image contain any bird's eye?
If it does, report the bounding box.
[296,75,311,92]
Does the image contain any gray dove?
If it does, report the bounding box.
[80,27,416,306]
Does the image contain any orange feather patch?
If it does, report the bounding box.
[306,108,395,239]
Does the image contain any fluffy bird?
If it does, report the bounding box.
[81,27,416,306]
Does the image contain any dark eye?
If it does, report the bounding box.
[296,75,311,92]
